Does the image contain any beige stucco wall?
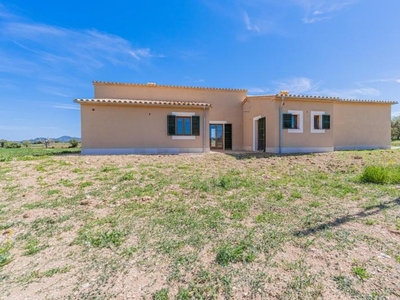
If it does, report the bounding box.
[242,96,278,151]
[94,83,247,150]
[243,96,335,152]
[80,103,209,154]
[281,99,335,151]
[333,102,391,150]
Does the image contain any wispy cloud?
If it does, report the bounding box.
[0,23,159,71]
[50,104,80,110]
[273,77,382,99]
[294,0,358,24]
[247,86,270,94]
[243,12,260,33]
[274,77,320,94]
[367,78,400,84]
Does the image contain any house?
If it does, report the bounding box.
[74,81,396,155]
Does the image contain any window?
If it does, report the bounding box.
[283,110,303,133]
[311,111,330,133]
[167,115,200,136]
[176,116,191,135]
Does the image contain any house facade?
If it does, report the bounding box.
[74,81,396,155]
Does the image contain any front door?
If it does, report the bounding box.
[210,124,223,149]
[257,117,266,151]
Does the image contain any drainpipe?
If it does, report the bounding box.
[203,106,206,153]
[279,91,288,154]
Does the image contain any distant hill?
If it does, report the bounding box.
[28,136,81,143]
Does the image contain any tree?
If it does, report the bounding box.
[0,139,6,148]
[42,139,53,149]
[69,139,79,148]
[391,116,400,140]
[22,140,30,148]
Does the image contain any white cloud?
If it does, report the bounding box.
[51,104,80,110]
[294,0,358,24]
[317,86,381,99]
[0,15,160,75]
[369,78,400,84]
[247,87,270,94]
[274,77,319,94]
[273,77,382,100]
[243,12,260,33]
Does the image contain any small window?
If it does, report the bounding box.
[176,116,191,135]
[314,115,321,129]
[311,111,330,133]
[283,110,303,133]
[167,115,200,136]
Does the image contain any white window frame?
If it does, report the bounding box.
[311,111,326,133]
[171,112,196,139]
[288,110,303,133]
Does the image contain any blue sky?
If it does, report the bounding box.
[1,0,400,140]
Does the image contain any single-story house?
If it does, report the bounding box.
[74,81,396,155]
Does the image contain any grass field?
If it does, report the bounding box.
[0,149,399,299]
[391,140,400,147]
[0,144,80,161]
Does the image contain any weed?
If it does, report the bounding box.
[42,266,71,277]
[0,241,13,270]
[395,255,400,264]
[152,288,169,300]
[77,228,127,248]
[47,189,61,196]
[79,181,93,188]
[176,287,190,300]
[309,201,322,208]
[360,165,400,184]
[352,265,371,281]
[216,238,256,266]
[119,171,136,181]
[58,178,74,187]
[365,219,375,226]
[23,239,47,255]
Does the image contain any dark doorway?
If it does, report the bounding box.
[224,124,232,150]
[257,117,266,151]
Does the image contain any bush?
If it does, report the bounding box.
[5,142,21,148]
[69,139,79,148]
[360,165,400,184]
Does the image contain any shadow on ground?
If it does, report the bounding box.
[293,198,400,237]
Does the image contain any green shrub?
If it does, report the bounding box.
[69,139,79,148]
[360,165,400,184]
[5,142,21,148]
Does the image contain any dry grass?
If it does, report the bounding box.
[0,149,400,299]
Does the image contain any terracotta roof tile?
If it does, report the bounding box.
[74,98,212,107]
[92,81,247,92]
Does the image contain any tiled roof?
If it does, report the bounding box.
[74,98,212,107]
[244,94,397,104]
[92,81,247,92]
[274,94,340,100]
[338,98,397,104]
